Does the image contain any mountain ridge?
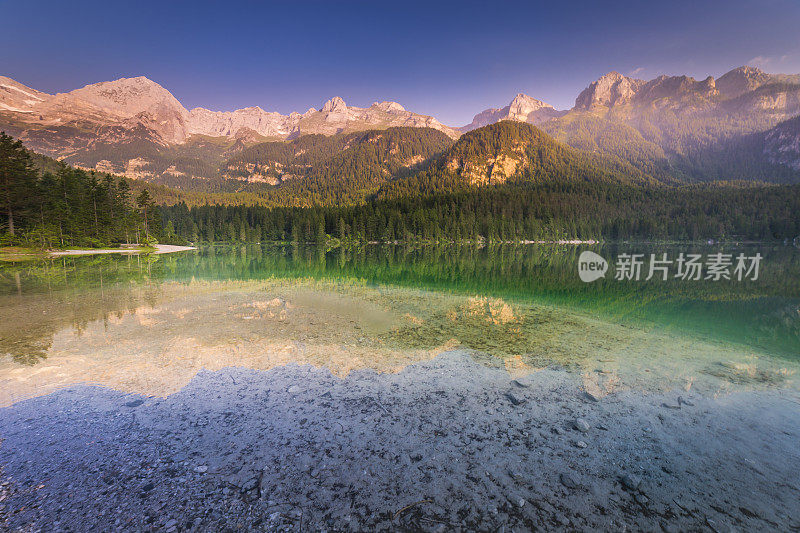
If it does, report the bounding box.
[2,65,799,185]
[0,76,460,146]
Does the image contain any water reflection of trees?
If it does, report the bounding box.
[0,255,164,364]
[1,244,798,365]
[185,244,800,357]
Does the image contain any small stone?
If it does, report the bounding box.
[635,493,649,504]
[512,375,533,388]
[583,391,599,402]
[505,392,526,406]
[678,396,695,407]
[141,482,155,492]
[240,476,259,492]
[575,440,588,449]
[553,427,564,435]
[124,399,144,408]
[194,465,208,473]
[517,498,526,507]
[661,403,681,410]
[560,473,581,489]
[621,473,641,490]
[287,385,301,394]
[574,418,591,433]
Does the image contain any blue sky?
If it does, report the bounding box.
[1,0,798,125]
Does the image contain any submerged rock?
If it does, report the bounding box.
[621,473,641,490]
[574,418,591,433]
[505,391,526,405]
[560,473,581,489]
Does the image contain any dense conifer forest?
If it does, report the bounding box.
[160,182,800,244]
[0,132,170,248]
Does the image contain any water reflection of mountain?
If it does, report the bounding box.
[0,244,798,366]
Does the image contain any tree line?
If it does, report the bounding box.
[160,181,800,244]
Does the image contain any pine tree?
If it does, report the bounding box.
[0,132,36,236]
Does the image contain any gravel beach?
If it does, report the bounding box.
[1,350,799,531]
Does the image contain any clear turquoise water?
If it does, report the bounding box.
[1,244,798,404]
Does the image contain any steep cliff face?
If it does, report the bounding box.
[764,115,800,170]
[187,107,293,139]
[0,76,50,112]
[574,72,646,109]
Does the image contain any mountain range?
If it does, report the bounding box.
[1,65,800,189]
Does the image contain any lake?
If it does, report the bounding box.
[1,243,798,406]
[2,243,800,530]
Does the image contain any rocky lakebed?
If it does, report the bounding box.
[0,350,799,532]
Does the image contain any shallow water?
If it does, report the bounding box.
[1,244,798,405]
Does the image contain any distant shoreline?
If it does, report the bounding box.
[48,244,196,257]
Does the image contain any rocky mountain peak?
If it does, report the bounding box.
[507,93,554,121]
[322,96,347,113]
[717,65,773,98]
[459,92,563,133]
[371,101,405,113]
[67,76,182,111]
[635,74,718,102]
[574,71,645,109]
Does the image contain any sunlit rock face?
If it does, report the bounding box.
[460,93,566,132]
[0,76,459,148]
[574,71,646,109]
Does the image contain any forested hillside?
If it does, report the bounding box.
[220,127,454,205]
[5,124,800,249]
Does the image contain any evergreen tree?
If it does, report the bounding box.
[0,132,36,236]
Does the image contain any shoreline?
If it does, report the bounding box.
[1,244,196,261]
[49,244,196,256]
[1,350,797,531]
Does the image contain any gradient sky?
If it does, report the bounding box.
[1,0,798,125]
